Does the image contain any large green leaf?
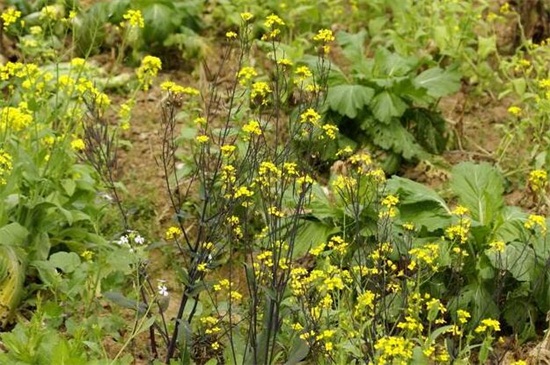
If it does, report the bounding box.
[141,2,179,45]
[0,223,28,247]
[370,91,408,123]
[493,206,527,243]
[336,30,367,63]
[387,176,449,210]
[293,220,339,258]
[327,84,374,119]
[387,176,451,230]
[367,118,427,160]
[486,241,536,282]
[450,162,504,225]
[414,67,461,98]
[374,48,415,77]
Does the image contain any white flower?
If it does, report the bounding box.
[117,235,129,245]
[158,283,169,297]
[134,234,145,245]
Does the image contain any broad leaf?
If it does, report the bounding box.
[374,48,415,76]
[336,30,367,63]
[49,252,81,273]
[370,91,408,123]
[414,67,461,98]
[293,220,339,258]
[450,162,504,225]
[141,3,179,45]
[368,119,427,160]
[387,176,451,230]
[0,223,28,247]
[486,241,536,282]
[387,176,449,210]
[327,84,374,119]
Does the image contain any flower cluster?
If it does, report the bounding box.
[313,29,335,54]
[1,7,21,31]
[0,105,33,131]
[0,149,13,186]
[261,14,284,40]
[161,81,200,96]
[524,214,547,234]
[136,55,162,90]
[121,9,145,28]
[528,169,547,192]
[250,81,272,105]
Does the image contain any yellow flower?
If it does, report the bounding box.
[322,124,338,140]
[81,250,94,261]
[299,108,321,125]
[242,120,262,138]
[1,7,22,30]
[507,106,522,116]
[499,2,511,14]
[524,214,547,234]
[161,81,200,95]
[196,135,209,144]
[250,81,272,105]
[122,9,145,28]
[264,14,284,28]
[295,66,313,82]
[381,195,399,207]
[71,138,86,151]
[237,67,257,85]
[277,58,293,67]
[374,336,414,364]
[456,309,471,324]
[136,55,162,90]
[194,117,206,125]
[489,240,505,252]
[240,12,253,22]
[165,226,182,240]
[475,318,501,333]
[0,149,13,186]
[528,169,547,192]
[70,57,87,69]
[451,205,469,215]
[313,29,335,43]
[0,106,33,131]
[40,5,62,20]
[226,31,238,39]
[220,145,236,157]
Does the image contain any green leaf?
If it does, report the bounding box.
[450,162,504,225]
[387,177,451,230]
[478,35,497,59]
[49,252,81,273]
[0,223,28,247]
[387,176,449,210]
[327,84,374,119]
[61,179,76,197]
[141,3,178,45]
[494,206,527,243]
[293,220,339,258]
[285,338,309,365]
[368,119,427,160]
[414,67,461,98]
[486,241,535,282]
[370,91,408,123]
[374,48,415,76]
[336,30,367,63]
[103,291,148,314]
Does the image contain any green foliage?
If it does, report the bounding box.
[389,161,549,339]
[325,31,460,170]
